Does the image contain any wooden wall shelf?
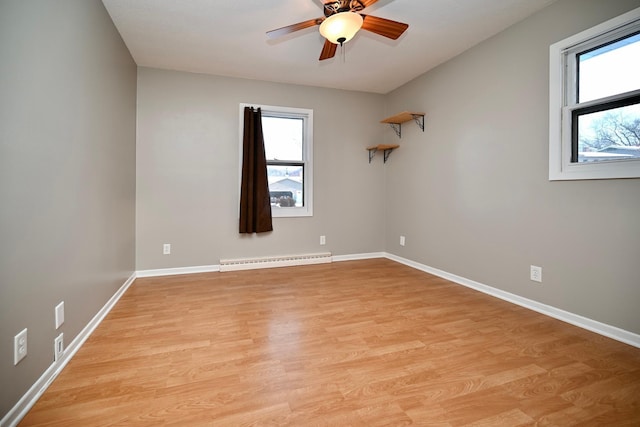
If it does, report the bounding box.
[366,144,399,163]
[381,111,425,138]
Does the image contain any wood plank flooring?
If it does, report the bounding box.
[20,259,640,426]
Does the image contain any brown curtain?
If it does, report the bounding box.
[239,107,273,233]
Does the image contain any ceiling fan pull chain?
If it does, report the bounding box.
[337,38,347,63]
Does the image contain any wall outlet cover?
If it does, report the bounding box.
[54,333,64,361]
[14,328,28,365]
[530,265,542,283]
[55,301,65,329]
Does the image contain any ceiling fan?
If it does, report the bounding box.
[266,0,409,61]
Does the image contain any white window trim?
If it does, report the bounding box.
[549,6,640,181]
[239,103,313,217]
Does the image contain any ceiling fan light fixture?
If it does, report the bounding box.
[319,12,364,45]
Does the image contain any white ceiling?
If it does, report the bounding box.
[101,0,556,94]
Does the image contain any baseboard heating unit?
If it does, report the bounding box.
[219,252,332,272]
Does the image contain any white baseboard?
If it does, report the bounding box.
[333,252,386,262]
[385,253,640,349]
[136,264,220,278]
[1,273,136,427]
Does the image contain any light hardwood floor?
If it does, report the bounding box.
[20,259,640,426]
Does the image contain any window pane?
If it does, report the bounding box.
[262,116,303,161]
[267,165,303,207]
[576,102,640,163]
[578,32,640,103]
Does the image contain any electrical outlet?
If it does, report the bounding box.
[400,235,406,246]
[163,243,171,255]
[14,328,27,365]
[320,235,326,245]
[55,301,65,329]
[530,265,542,283]
[54,333,64,361]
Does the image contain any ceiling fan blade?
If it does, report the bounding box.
[361,15,408,40]
[319,39,337,60]
[266,18,323,39]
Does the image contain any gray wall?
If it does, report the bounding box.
[136,68,387,270]
[0,0,136,417]
[384,0,640,334]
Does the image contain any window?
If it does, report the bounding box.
[239,103,313,217]
[549,7,640,180]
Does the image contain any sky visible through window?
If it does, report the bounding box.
[579,33,640,102]
[262,116,303,161]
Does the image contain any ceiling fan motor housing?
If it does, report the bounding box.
[324,0,365,17]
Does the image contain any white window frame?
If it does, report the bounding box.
[549,6,640,180]
[239,103,313,217]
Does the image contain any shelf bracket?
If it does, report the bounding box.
[368,147,378,163]
[412,114,425,132]
[383,148,393,163]
[388,123,402,138]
